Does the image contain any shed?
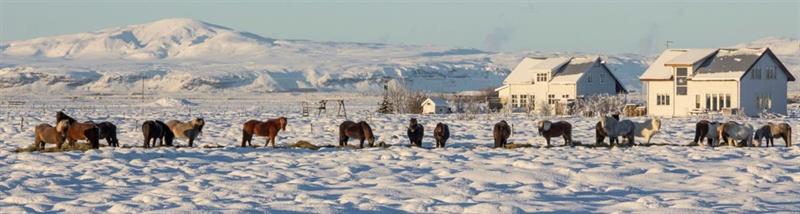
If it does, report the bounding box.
[421,97,451,114]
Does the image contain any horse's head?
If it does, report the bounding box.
[409,118,418,128]
[56,120,71,138]
[279,117,287,131]
[537,120,552,135]
[359,121,375,146]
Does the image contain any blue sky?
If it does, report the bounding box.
[1,0,798,54]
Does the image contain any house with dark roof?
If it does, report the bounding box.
[640,47,795,117]
[495,56,627,112]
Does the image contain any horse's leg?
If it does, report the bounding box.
[270,135,276,148]
[189,137,194,147]
[241,131,249,147]
[359,138,365,149]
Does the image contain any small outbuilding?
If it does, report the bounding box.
[421,97,451,114]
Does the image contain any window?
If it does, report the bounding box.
[587,73,593,83]
[725,94,731,108]
[757,94,772,111]
[562,94,569,99]
[752,67,762,79]
[712,95,718,111]
[718,93,725,110]
[537,73,548,82]
[511,95,518,108]
[529,95,535,110]
[656,94,670,106]
[766,66,777,79]
[695,95,701,109]
[548,94,556,105]
[520,95,528,108]
[676,68,688,95]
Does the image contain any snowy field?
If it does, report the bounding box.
[1,94,799,213]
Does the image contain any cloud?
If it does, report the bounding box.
[483,27,512,51]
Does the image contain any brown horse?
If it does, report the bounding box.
[242,117,287,147]
[493,120,511,148]
[755,122,792,147]
[34,120,71,150]
[537,120,573,147]
[433,123,450,148]
[339,121,375,148]
[56,111,100,149]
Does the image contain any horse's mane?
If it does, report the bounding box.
[56,111,76,124]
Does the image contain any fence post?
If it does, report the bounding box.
[20,117,24,130]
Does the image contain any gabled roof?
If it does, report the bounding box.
[422,97,449,106]
[641,47,795,82]
[501,56,628,93]
[550,56,598,83]
[640,48,716,80]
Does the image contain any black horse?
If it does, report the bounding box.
[142,120,174,148]
[88,121,119,147]
[434,123,450,148]
[493,120,511,148]
[407,118,424,147]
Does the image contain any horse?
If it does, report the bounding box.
[339,121,375,148]
[493,120,511,148]
[633,118,661,145]
[433,123,450,148]
[754,125,774,147]
[34,120,71,150]
[600,115,635,147]
[754,122,792,147]
[596,114,619,146]
[407,118,424,147]
[719,121,754,147]
[88,121,119,147]
[55,111,100,149]
[693,120,714,146]
[142,120,174,148]
[166,118,205,147]
[241,117,287,147]
[537,120,572,147]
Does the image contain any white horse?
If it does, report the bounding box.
[600,115,635,146]
[166,117,205,147]
[719,121,754,147]
[633,118,661,145]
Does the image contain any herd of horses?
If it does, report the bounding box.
[31,111,793,151]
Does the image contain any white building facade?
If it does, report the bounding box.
[640,48,794,117]
[421,97,451,114]
[495,56,627,112]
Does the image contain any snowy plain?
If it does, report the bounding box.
[0,94,798,213]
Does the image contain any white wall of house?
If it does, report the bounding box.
[645,80,675,116]
[422,99,450,114]
[576,65,617,96]
[687,80,739,116]
[739,55,789,116]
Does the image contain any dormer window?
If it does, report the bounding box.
[676,67,688,95]
[537,73,547,82]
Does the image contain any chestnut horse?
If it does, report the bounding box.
[754,122,792,147]
[242,117,287,147]
[339,120,375,148]
[56,111,100,149]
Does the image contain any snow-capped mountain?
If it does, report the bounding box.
[1,18,275,60]
[0,18,794,94]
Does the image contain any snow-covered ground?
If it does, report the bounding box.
[1,94,798,213]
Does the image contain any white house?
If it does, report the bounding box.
[640,47,795,117]
[495,56,627,111]
[421,97,451,114]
